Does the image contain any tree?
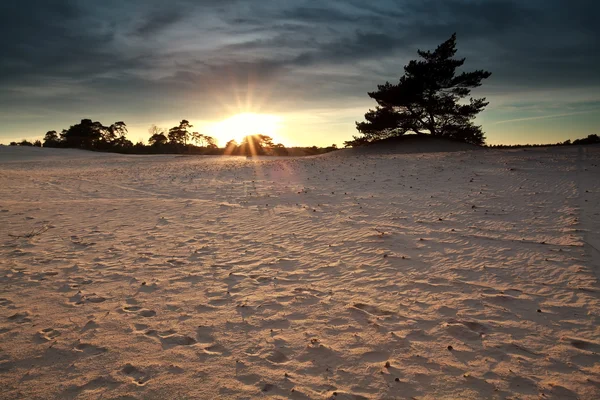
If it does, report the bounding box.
[33,140,42,147]
[43,130,61,147]
[272,143,289,156]
[239,134,274,156]
[60,119,107,149]
[101,121,130,149]
[168,120,193,145]
[111,136,133,150]
[573,134,600,145]
[108,121,128,141]
[190,132,217,148]
[349,33,491,147]
[149,133,168,146]
[148,125,168,146]
[224,140,238,155]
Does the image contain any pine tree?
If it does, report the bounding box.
[350,34,491,147]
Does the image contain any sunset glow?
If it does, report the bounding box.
[208,113,282,145]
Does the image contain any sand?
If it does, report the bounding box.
[0,144,599,399]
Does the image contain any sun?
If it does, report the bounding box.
[208,113,282,145]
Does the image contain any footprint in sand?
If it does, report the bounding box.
[161,334,197,347]
[144,329,197,347]
[133,323,149,332]
[81,320,99,332]
[86,294,107,303]
[68,292,106,305]
[74,342,108,355]
[122,305,156,318]
[8,311,31,324]
[196,325,215,344]
[236,374,262,385]
[203,343,228,355]
[60,376,120,398]
[36,328,61,342]
[139,309,157,317]
[0,298,14,308]
[122,363,151,386]
[266,349,289,364]
[360,351,390,363]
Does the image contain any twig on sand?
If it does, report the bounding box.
[8,224,51,239]
[375,228,386,237]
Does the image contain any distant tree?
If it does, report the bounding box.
[33,140,42,147]
[325,144,338,153]
[9,142,17,146]
[168,120,193,145]
[239,134,274,156]
[111,136,133,150]
[148,132,168,146]
[272,143,289,156]
[19,139,33,146]
[61,119,107,149]
[108,121,127,141]
[148,125,168,146]
[573,134,600,145]
[349,33,491,147]
[98,121,131,150]
[224,140,238,154]
[43,130,61,147]
[190,132,217,148]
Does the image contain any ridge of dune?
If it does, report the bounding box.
[328,135,482,157]
[0,145,122,162]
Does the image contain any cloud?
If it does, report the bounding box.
[0,0,598,142]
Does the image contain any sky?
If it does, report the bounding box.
[1,0,599,147]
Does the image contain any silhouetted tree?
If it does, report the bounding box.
[148,125,168,146]
[111,136,133,149]
[61,119,106,149]
[168,120,193,145]
[350,34,491,147]
[272,143,289,156]
[33,140,42,147]
[239,134,274,156]
[149,133,168,146]
[19,139,34,146]
[108,121,128,142]
[224,140,238,154]
[190,132,217,148]
[573,134,600,145]
[43,131,61,147]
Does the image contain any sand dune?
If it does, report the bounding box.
[0,145,599,399]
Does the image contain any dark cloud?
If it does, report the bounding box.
[0,0,599,140]
[133,8,186,37]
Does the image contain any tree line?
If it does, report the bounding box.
[486,134,600,148]
[8,118,338,156]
